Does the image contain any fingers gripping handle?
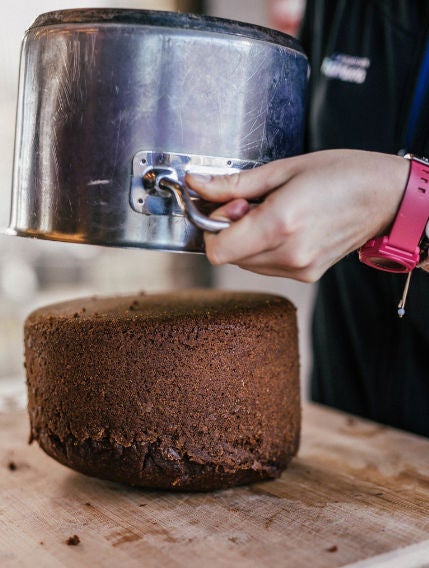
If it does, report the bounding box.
[158,177,231,233]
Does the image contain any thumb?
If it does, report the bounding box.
[185,159,293,202]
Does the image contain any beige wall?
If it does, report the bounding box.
[206,0,268,25]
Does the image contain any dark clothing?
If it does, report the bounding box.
[300,1,429,435]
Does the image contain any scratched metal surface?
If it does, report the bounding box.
[2,403,429,567]
[9,13,308,251]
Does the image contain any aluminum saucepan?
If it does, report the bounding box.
[7,9,309,252]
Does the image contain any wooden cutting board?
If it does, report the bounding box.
[2,402,429,568]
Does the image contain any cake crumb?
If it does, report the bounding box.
[7,461,17,471]
[326,545,338,553]
[66,535,80,546]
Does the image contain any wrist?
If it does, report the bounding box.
[359,155,429,273]
[373,155,410,236]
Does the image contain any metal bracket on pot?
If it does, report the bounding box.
[130,151,261,233]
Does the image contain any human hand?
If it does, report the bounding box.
[185,149,409,282]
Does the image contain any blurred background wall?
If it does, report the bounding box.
[0,0,312,407]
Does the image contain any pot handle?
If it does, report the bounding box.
[158,177,231,233]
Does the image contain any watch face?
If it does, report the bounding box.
[367,256,407,272]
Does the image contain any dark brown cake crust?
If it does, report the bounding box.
[24,290,300,491]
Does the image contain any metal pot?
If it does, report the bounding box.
[7,9,309,252]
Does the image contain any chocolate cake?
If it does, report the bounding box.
[24,290,300,491]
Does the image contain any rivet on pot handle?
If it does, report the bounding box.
[158,177,231,233]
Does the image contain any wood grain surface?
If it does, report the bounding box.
[1,403,429,568]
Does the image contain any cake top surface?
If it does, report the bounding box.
[26,289,294,324]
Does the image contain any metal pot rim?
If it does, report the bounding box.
[30,8,306,56]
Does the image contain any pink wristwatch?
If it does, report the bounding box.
[359,154,429,273]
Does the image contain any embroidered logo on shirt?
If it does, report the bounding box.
[321,53,370,84]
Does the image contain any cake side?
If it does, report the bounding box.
[24,290,300,491]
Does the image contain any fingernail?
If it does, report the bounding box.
[211,214,230,223]
[187,173,212,184]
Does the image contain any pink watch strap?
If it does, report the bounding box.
[359,156,429,273]
[389,157,429,251]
